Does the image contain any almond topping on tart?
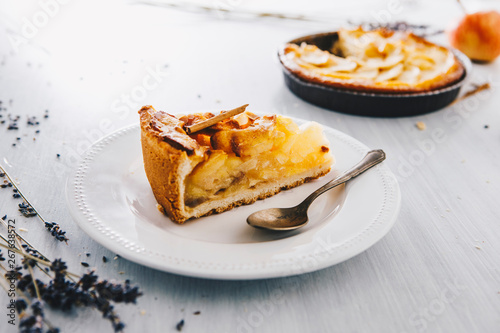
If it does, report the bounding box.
[280,28,465,93]
[149,111,200,154]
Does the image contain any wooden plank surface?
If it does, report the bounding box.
[0,1,499,332]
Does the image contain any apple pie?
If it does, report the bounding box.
[139,105,334,223]
[279,28,465,93]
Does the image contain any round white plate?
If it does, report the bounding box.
[66,119,401,280]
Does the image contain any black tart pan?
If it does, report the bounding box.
[278,32,472,117]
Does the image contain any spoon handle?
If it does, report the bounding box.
[301,149,386,207]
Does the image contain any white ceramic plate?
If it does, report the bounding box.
[66,118,401,280]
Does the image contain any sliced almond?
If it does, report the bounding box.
[376,63,404,82]
[301,50,330,66]
[397,66,421,84]
[320,59,358,73]
[348,68,379,79]
[233,113,251,129]
[365,53,404,70]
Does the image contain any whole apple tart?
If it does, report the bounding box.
[279,28,465,93]
[139,106,334,223]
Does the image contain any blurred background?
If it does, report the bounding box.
[1,0,497,118]
[1,0,499,181]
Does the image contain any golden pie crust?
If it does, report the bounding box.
[279,28,465,93]
[139,106,334,223]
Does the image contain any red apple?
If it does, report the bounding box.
[448,10,500,62]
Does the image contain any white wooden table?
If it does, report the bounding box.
[1,1,499,332]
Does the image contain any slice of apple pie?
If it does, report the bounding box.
[139,105,334,223]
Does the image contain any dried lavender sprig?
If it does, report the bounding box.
[19,301,60,333]
[0,241,80,280]
[0,243,50,267]
[0,201,72,283]
[0,164,69,243]
[0,271,11,291]
[0,176,142,332]
[456,0,467,14]
[4,257,138,332]
[27,264,41,299]
[0,266,60,333]
[0,164,46,220]
[1,238,141,332]
[0,233,55,330]
[0,221,43,300]
[135,0,343,23]
[0,217,49,261]
[0,219,69,284]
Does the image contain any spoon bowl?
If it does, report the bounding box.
[247,206,309,231]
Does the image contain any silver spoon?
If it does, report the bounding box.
[247,149,386,231]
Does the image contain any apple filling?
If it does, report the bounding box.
[180,113,333,208]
